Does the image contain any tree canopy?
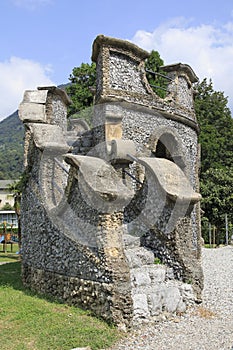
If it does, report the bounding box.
[200,167,233,228]
[195,79,233,172]
[145,50,168,98]
[194,78,233,241]
[65,50,167,118]
[66,62,96,118]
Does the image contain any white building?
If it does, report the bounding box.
[0,210,18,228]
[0,180,16,209]
[0,180,18,229]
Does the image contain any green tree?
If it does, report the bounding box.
[1,202,14,210]
[66,62,96,118]
[145,50,168,98]
[195,79,233,173]
[65,51,167,121]
[200,167,233,244]
[195,79,233,239]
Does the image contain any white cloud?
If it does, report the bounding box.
[132,18,233,113]
[0,57,54,121]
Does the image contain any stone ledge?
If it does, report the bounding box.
[92,34,149,62]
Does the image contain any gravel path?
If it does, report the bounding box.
[109,246,233,350]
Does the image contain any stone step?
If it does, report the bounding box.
[125,246,155,268]
[130,264,166,287]
[123,234,141,249]
[131,281,194,320]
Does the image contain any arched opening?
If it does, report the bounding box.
[151,132,185,170]
[154,139,173,162]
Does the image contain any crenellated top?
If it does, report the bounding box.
[92,35,149,104]
[162,63,198,84]
[92,34,149,62]
[91,34,199,129]
[18,86,71,132]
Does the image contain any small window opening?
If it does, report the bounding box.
[154,140,174,162]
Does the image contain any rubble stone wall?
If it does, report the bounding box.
[19,35,203,328]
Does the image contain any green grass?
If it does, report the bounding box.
[0,243,20,262]
[0,260,122,350]
[154,257,162,264]
[204,244,225,248]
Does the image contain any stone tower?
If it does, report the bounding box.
[19,35,203,328]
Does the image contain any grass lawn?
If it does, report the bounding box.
[0,243,20,262]
[0,257,123,350]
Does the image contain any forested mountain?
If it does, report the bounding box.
[0,111,24,179]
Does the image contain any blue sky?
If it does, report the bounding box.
[1,0,233,120]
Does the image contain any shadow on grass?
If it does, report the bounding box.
[0,262,122,350]
[0,252,20,262]
[0,261,24,290]
[0,262,66,305]
[0,262,99,316]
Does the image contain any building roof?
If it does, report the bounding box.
[0,180,16,190]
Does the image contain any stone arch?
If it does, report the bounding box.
[148,127,186,171]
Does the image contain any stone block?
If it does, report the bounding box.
[147,266,166,284]
[22,90,48,104]
[132,293,149,318]
[123,234,141,249]
[148,290,163,316]
[131,269,151,287]
[18,102,46,123]
[109,139,137,162]
[125,247,155,269]
[180,283,195,302]
[125,251,142,268]
[176,299,186,313]
[105,121,122,141]
[162,285,181,313]
[28,123,69,151]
